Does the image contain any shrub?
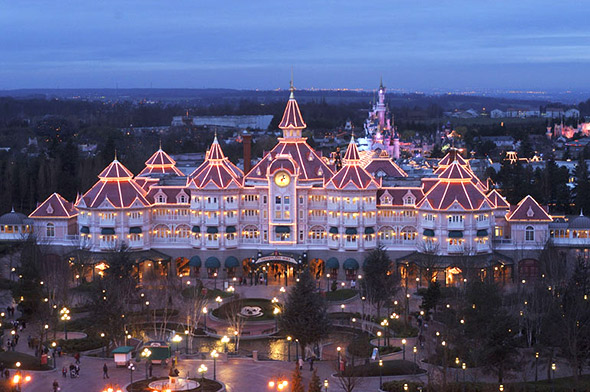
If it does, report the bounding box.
[382,380,424,392]
[58,336,104,353]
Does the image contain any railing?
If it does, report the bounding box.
[99,218,115,226]
[476,220,489,229]
[206,240,220,248]
[205,217,219,225]
[448,244,465,253]
[448,221,465,229]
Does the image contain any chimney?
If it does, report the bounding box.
[243,133,252,174]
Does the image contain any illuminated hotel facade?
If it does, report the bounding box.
[21,85,567,285]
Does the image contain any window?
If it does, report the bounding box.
[244,195,259,202]
[263,230,268,241]
[299,210,304,219]
[263,196,267,204]
[448,215,464,223]
[401,227,417,242]
[243,226,259,240]
[525,226,535,242]
[207,234,219,241]
[227,211,235,219]
[275,232,291,241]
[346,234,357,243]
[226,233,236,241]
[299,196,304,205]
[309,195,323,203]
[424,214,435,222]
[284,196,290,205]
[284,210,290,219]
[176,225,190,238]
[494,226,503,237]
[158,195,166,203]
[275,196,281,204]
[380,210,395,219]
[129,233,142,242]
[179,195,187,204]
[299,230,304,241]
[378,227,395,242]
[130,211,142,220]
[242,209,259,218]
[403,196,414,206]
[226,196,235,204]
[46,223,55,237]
[309,210,326,218]
[309,227,326,240]
[275,211,281,219]
[475,214,488,222]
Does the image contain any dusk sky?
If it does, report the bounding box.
[1,1,589,91]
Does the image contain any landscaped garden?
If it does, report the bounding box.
[211,298,278,321]
[0,351,52,370]
[341,359,424,377]
[324,288,358,302]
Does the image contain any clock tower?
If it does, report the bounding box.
[267,155,299,245]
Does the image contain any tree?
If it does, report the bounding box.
[279,268,330,359]
[291,363,304,392]
[420,281,441,316]
[308,369,322,392]
[362,246,399,319]
[575,156,590,214]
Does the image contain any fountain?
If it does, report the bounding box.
[147,367,199,391]
[238,305,264,318]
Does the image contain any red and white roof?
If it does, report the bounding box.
[377,188,424,206]
[146,186,191,205]
[29,193,77,218]
[278,87,306,130]
[506,195,552,221]
[138,148,185,177]
[487,189,510,209]
[327,138,380,189]
[189,136,243,189]
[436,155,487,192]
[417,161,492,211]
[363,152,407,178]
[79,159,150,209]
[436,149,469,169]
[246,140,333,182]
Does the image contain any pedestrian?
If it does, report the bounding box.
[53,379,59,392]
[298,357,303,370]
[148,363,153,378]
[3,369,9,380]
[74,352,80,364]
[103,363,109,379]
[62,367,67,378]
[309,356,314,371]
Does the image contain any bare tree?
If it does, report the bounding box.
[416,240,442,284]
[180,281,208,353]
[223,296,246,352]
[146,273,182,341]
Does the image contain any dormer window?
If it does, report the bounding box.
[404,196,414,206]
[157,194,166,204]
[179,195,186,203]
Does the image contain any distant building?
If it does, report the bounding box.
[565,108,580,118]
[490,109,504,119]
[172,115,273,130]
[545,107,565,118]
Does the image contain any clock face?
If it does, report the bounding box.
[274,171,291,187]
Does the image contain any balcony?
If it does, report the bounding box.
[99,218,116,226]
[308,239,327,245]
[343,203,359,212]
[206,239,220,248]
[225,237,238,248]
[344,240,358,250]
[421,220,435,229]
[343,217,358,226]
[476,220,489,229]
[129,216,144,226]
[328,237,339,249]
[205,216,219,225]
[448,221,464,230]
[128,239,144,249]
[363,237,376,249]
[447,244,465,253]
[225,214,238,225]
[204,203,219,210]
[476,242,490,253]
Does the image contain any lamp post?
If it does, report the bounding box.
[323,378,329,392]
[455,357,460,383]
[100,333,106,358]
[127,363,135,385]
[140,348,152,379]
[535,352,539,386]
[402,339,406,360]
[215,296,223,308]
[202,307,208,331]
[273,307,280,331]
[198,364,207,383]
[462,362,467,392]
[286,336,292,361]
[336,346,341,374]
[210,350,218,380]
[551,363,556,392]
[295,339,299,360]
[326,273,330,292]
[12,363,31,392]
[379,359,383,389]
[51,342,57,368]
[172,334,182,355]
[268,379,289,391]
[413,346,417,363]
[184,330,189,354]
[221,335,230,353]
[377,331,382,347]
[340,304,345,313]
[59,307,70,340]
[233,330,239,353]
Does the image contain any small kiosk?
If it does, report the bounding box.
[112,346,134,367]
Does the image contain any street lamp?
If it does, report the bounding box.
[172,334,182,354]
[59,307,70,340]
[273,307,280,331]
[202,307,208,330]
[535,352,539,384]
[101,387,122,392]
[551,363,556,392]
[323,378,329,392]
[413,346,417,364]
[462,362,467,392]
[215,296,223,308]
[127,363,135,385]
[268,379,289,390]
[402,339,406,360]
[100,333,106,358]
[221,335,230,353]
[210,350,218,380]
[140,348,152,379]
[340,304,345,313]
[337,346,342,373]
[379,359,383,389]
[198,364,207,383]
[377,331,382,347]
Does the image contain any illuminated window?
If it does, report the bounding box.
[46,223,55,237]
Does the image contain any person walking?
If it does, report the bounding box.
[52,379,60,392]
[62,367,67,378]
[298,357,303,370]
[309,356,314,371]
[103,363,109,379]
[74,352,80,364]
[148,363,153,378]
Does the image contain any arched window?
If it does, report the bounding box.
[525,226,534,242]
[153,224,169,239]
[309,226,326,241]
[401,226,417,242]
[46,223,55,237]
[242,225,259,242]
[378,226,395,244]
[176,225,190,239]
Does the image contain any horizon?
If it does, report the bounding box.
[1,1,589,92]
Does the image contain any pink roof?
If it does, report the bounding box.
[98,159,134,180]
[506,195,552,221]
[437,161,473,180]
[363,156,407,178]
[377,188,424,206]
[29,193,76,218]
[80,159,149,208]
[327,138,379,189]
[138,148,185,177]
[189,137,243,188]
[436,149,468,170]
[278,89,306,130]
[418,180,491,210]
[246,139,334,182]
[146,186,190,204]
[487,189,510,208]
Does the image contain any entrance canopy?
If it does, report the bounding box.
[254,251,301,265]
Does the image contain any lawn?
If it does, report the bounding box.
[341,359,424,377]
[325,289,358,302]
[211,298,277,321]
[181,287,233,300]
[0,351,52,370]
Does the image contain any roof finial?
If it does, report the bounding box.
[289,67,295,99]
[11,206,15,213]
[213,130,218,143]
[581,209,584,217]
[380,75,384,89]
[159,139,162,151]
[114,149,117,161]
